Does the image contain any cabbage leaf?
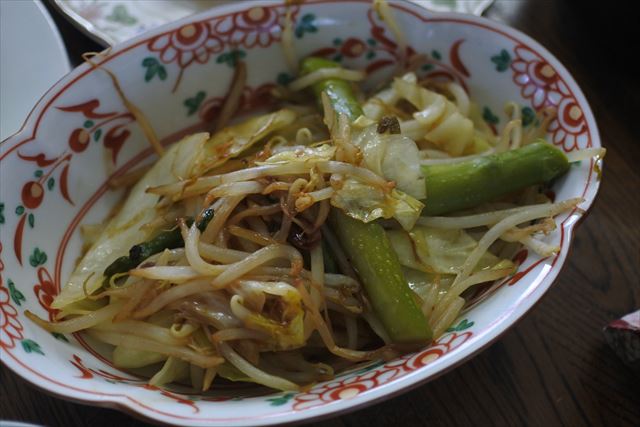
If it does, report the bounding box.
[353,125,426,199]
[241,281,305,351]
[52,133,210,309]
[257,143,336,165]
[190,109,297,177]
[331,179,423,231]
[387,226,512,274]
[393,77,476,156]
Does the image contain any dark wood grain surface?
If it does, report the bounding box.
[2,1,639,425]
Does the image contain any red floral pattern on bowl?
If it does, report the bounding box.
[293,331,473,411]
[149,22,225,69]
[214,6,291,48]
[1,243,25,349]
[511,45,589,151]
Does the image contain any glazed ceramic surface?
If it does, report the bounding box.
[0,1,601,425]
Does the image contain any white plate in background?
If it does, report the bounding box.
[0,0,71,141]
[52,0,494,47]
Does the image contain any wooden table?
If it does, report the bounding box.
[2,1,639,425]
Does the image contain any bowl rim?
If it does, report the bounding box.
[0,0,602,425]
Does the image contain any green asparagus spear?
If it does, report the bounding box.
[300,57,364,120]
[421,142,569,215]
[329,211,431,344]
[301,57,431,345]
[103,208,214,281]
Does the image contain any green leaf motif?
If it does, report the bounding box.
[482,106,499,125]
[157,66,168,80]
[184,91,207,116]
[83,120,94,128]
[277,72,294,86]
[333,37,342,46]
[21,339,44,355]
[266,392,296,406]
[106,4,138,26]
[0,203,5,224]
[47,177,55,191]
[29,247,47,267]
[295,14,317,39]
[7,280,25,306]
[421,63,434,72]
[144,66,155,82]
[522,106,536,127]
[446,318,475,332]
[142,57,168,82]
[367,38,377,46]
[431,50,442,60]
[94,128,103,142]
[332,54,343,62]
[366,51,376,60]
[15,205,24,215]
[28,213,35,228]
[216,50,246,68]
[34,170,43,178]
[52,332,69,342]
[491,49,511,72]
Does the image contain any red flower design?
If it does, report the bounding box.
[292,331,473,411]
[213,6,290,48]
[0,243,24,349]
[147,7,290,92]
[150,22,224,69]
[401,332,472,371]
[34,267,59,321]
[21,181,44,210]
[511,46,561,110]
[293,369,399,411]
[510,45,589,151]
[546,79,589,151]
[341,38,367,58]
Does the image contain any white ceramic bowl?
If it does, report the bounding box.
[0,1,601,425]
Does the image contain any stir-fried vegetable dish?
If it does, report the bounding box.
[27,1,604,392]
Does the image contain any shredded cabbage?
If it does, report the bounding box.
[387,226,512,274]
[191,109,298,176]
[51,135,208,309]
[233,281,305,351]
[113,346,167,368]
[403,267,453,301]
[353,125,426,199]
[331,179,423,230]
[217,362,253,382]
[149,356,189,387]
[257,144,336,164]
[392,75,478,156]
[362,72,417,120]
